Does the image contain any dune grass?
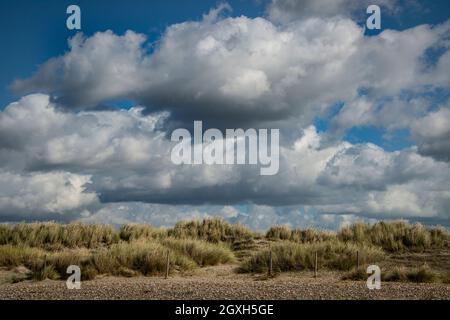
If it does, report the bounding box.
[265,221,450,252]
[160,238,235,266]
[0,222,119,250]
[266,225,336,243]
[0,219,243,281]
[0,236,235,280]
[343,265,442,283]
[337,221,450,252]
[0,245,45,267]
[239,240,385,273]
[91,241,197,276]
[394,265,438,283]
[119,224,168,241]
[0,220,448,282]
[2,219,446,252]
[169,218,257,243]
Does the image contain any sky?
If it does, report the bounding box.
[0,0,449,230]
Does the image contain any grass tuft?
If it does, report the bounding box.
[0,222,119,250]
[119,224,168,241]
[161,238,235,266]
[169,218,256,243]
[343,265,441,283]
[338,221,450,252]
[266,225,336,243]
[239,240,385,273]
[0,220,448,283]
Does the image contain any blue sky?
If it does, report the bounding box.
[1,0,450,109]
[0,0,449,229]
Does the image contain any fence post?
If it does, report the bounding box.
[314,251,318,278]
[165,250,170,279]
[356,250,360,269]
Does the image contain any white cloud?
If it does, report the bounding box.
[11,13,450,130]
[12,31,148,108]
[0,170,98,220]
[219,206,239,218]
[2,5,450,226]
[2,96,449,222]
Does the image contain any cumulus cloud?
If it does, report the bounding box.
[1,95,449,224]
[11,31,148,109]
[0,170,98,221]
[2,4,450,227]
[11,11,450,131]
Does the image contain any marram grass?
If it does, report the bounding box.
[239,240,385,273]
[0,219,448,281]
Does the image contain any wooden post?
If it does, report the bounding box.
[314,251,318,278]
[165,250,170,279]
[268,247,273,277]
[356,250,360,269]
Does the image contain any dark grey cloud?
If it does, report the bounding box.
[412,108,450,162]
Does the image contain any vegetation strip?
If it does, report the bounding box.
[0,219,449,283]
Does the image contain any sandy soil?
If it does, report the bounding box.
[1,265,450,300]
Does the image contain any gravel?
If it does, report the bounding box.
[1,265,450,300]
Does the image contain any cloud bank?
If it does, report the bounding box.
[0,94,449,225]
[1,2,449,228]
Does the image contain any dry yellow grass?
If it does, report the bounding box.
[0,220,448,282]
[239,240,385,273]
